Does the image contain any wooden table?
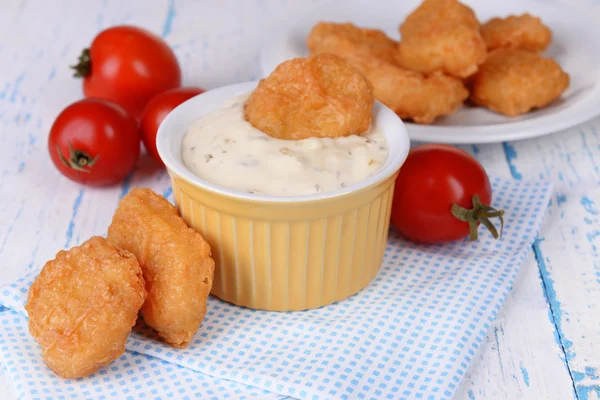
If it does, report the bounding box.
[0,1,598,398]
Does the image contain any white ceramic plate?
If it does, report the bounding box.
[260,0,600,144]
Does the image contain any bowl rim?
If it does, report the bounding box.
[157,81,410,203]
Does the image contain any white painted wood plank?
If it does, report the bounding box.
[504,123,600,399]
[455,252,576,400]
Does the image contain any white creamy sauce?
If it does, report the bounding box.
[181,93,389,196]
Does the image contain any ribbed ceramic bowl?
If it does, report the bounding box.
[157,81,410,311]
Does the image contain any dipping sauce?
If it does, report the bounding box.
[181,94,388,196]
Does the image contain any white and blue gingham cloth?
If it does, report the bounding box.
[0,177,552,400]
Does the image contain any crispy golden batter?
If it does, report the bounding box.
[244,54,374,140]
[343,53,468,123]
[396,0,486,78]
[481,14,552,52]
[25,236,146,379]
[470,48,569,116]
[107,188,215,348]
[307,22,399,65]
[396,24,487,78]
[399,0,480,36]
[307,29,468,124]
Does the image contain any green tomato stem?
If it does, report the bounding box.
[451,195,505,241]
[70,48,91,78]
[56,142,98,173]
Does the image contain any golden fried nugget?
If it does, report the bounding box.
[307,22,399,65]
[396,24,487,78]
[244,54,374,140]
[399,0,480,37]
[25,236,146,379]
[396,0,486,78]
[470,48,569,116]
[343,53,468,123]
[107,188,215,348]
[481,14,552,52]
[307,33,468,124]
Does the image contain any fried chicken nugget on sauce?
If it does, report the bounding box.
[307,22,399,65]
[25,236,146,379]
[481,14,552,52]
[396,0,487,78]
[307,25,468,124]
[107,188,215,348]
[244,54,374,140]
[470,48,569,117]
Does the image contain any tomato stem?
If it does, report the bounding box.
[70,48,91,78]
[56,142,98,173]
[451,195,505,241]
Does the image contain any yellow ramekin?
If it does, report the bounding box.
[157,81,410,311]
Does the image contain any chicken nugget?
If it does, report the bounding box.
[307,33,468,124]
[307,22,399,65]
[400,0,480,37]
[396,0,486,78]
[396,24,487,78]
[25,236,146,379]
[343,53,468,124]
[470,48,569,116]
[107,188,215,348]
[244,54,374,140]
[481,14,552,52]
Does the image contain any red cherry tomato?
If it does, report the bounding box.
[71,25,181,119]
[48,98,140,186]
[139,87,205,164]
[391,144,503,243]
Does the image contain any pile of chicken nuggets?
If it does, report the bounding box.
[25,188,215,378]
[307,0,570,123]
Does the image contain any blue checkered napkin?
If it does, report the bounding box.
[0,310,283,400]
[0,177,552,400]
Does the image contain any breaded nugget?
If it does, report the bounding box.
[107,188,215,348]
[481,14,552,52]
[244,54,374,140]
[400,0,480,36]
[307,22,399,65]
[396,24,487,78]
[343,53,468,123]
[396,0,486,78]
[470,48,569,116]
[307,32,467,124]
[25,236,146,378]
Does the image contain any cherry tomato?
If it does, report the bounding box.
[139,87,205,164]
[71,25,181,119]
[391,144,503,243]
[48,98,140,186]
